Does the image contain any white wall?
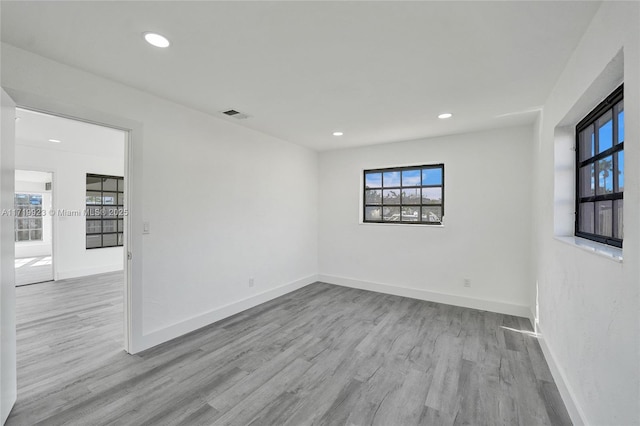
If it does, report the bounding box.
[15,143,124,279]
[14,179,52,258]
[318,126,533,317]
[1,43,319,352]
[0,89,17,426]
[533,2,640,425]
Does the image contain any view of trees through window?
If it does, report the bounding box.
[576,84,623,247]
[363,164,444,224]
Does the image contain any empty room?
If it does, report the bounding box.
[0,1,638,426]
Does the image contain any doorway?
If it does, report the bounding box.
[14,170,54,286]
[13,107,129,345]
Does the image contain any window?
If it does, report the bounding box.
[576,85,623,248]
[86,174,124,249]
[363,164,444,224]
[14,193,43,242]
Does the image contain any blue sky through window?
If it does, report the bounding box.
[598,119,613,153]
[402,170,420,186]
[618,110,624,143]
[365,173,381,188]
[383,171,401,186]
[422,169,442,185]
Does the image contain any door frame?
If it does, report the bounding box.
[4,88,143,354]
[1,88,17,426]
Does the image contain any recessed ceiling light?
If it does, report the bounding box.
[332,131,344,136]
[438,113,453,119]
[48,139,61,143]
[143,32,170,48]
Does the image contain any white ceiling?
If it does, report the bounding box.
[15,108,126,159]
[1,1,600,151]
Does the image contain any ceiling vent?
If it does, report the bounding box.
[222,109,250,120]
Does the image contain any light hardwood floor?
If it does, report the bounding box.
[7,273,571,425]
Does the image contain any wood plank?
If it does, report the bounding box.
[6,274,573,426]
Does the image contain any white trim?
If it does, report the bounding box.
[56,264,123,281]
[1,87,18,426]
[536,322,588,426]
[123,129,133,354]
[134,275,318,354]
[318,274,531,318]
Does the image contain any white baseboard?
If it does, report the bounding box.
[137,274,318,353]
[56,264,123,280]
[536,322,587,426]
[318,274,531,318]
[529,307,538,333]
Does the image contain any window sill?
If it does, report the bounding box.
[554,236,623,262]
[359,222,445,228]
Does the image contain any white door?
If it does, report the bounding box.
[0,89,17,425]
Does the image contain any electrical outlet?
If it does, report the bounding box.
[463,278,471,288]
[249,277,254,288]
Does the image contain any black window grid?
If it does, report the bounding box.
[363,164,444,225]
[575,84,623,248]
[14,193,43,242]
[86,173,124,249]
